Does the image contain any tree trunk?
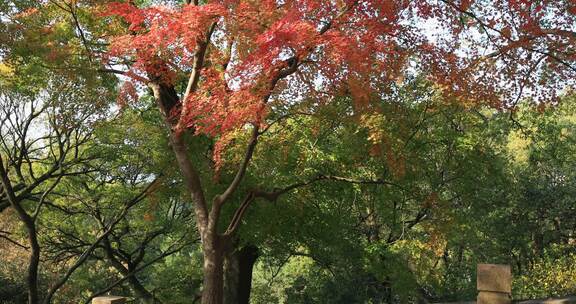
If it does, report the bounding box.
[201,235,260,304]
[202,239,225,304]
[126,275,157,304]
[0,162,40,304]
[223,250,239,304]
[101,236,159,303]
[27,224,40,304]
[237,245,259,304]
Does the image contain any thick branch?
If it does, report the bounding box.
[180,22,218,111]
[216,127,259,205]
[168,134,209,234]
[223,173,398,236]
[223,192,255,236]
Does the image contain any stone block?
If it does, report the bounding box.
[477,291,511,304]
[92,296,126,304]
[477,264,511,293]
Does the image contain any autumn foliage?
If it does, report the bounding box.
[103,0,575,145]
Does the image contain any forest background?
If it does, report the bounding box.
[1,0,576,303]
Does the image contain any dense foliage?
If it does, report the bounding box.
[1,0,575,304]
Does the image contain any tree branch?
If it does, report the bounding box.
[0,231,29,250]
[180,22,218,112]
[223,173,399,236]
[223,192,255,236]
[216,127,259,205]
[42,177,162,304]
[85,238,197,304]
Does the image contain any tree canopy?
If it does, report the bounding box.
[0,1,575,304]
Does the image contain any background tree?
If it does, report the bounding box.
[43,108,201,303]
[0,72,113,303]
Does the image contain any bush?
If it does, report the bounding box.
[513,247,576,300]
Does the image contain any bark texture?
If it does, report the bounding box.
[201,234,226,304]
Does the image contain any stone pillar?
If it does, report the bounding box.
[477,264,512,304]
[92,296,126,304]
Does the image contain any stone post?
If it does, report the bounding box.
[92,296,127,304]
[477,264,512,304]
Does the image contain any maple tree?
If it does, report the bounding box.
[95,0,576,303]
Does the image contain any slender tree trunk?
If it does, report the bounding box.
[27,224,41,304]
[113,263,158,303]
[0,160,40,304]
[126,275,157,304]
[101,236,158,303]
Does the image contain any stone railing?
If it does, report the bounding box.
[94,265,576,304]
[477,264,512,304]
[435,264,575,304]
[92,296,126,304]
